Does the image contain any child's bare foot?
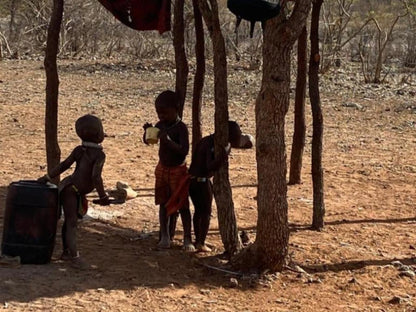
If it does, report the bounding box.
[60,249,71,261]
[183,242,196,252]
[70,256,89,270]
[157,238,171,249]
[195,243,212,252]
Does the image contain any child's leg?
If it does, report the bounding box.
[179,202,195,251]
[61,220,67,250]
[59,221,72,260]
[193,211,201,246]
[169,212,179,241]
[198,201,212,247]
[190,182,201,244]
[158,204,171,248]
[190,181,213,251]
[61,187,79,258]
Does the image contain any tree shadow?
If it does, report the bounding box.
[290,216,416,231]
[204,214,416,238]
[1,180,414,304]
[301,257,416,274]
[217,216,416,236]
[324,217,416,226]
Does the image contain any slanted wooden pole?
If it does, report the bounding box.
[309,0,325,230]
[191,0,205,150]
[44,0,64,184]
[173,0,189,118]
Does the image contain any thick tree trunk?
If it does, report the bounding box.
[289,26,307,185]
[197,0,242,256]
[173,0,189,118]
[191,0,205,150]
[309,0,325,230]
[255,43,291,271]
[44,0,63,185]
[232,0,311,272]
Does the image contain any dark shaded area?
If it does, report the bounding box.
[0,185,231,304]
[1,180,415,303]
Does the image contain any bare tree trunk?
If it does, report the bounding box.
[405,14,416,68]
[173,0,189,118]
[197,0,242,256]
[191,0,205,151]
[309,0,325,230]
[289,26,307,185]
[44,0,63,185]
[8,0,19,43]
[232,0,311,272]
[373,33,383,83]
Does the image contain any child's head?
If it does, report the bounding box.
[228,121,242,147]
[75,114,104,143]
[155,90,179,123]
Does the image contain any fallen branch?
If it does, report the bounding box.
[202,263,243,276]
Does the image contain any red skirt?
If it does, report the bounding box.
[154,162,189,215]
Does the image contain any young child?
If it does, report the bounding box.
[38,114,110,268]
[188,121,242,252]
[143,90,194,251]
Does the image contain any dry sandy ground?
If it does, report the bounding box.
[0,59,415,312]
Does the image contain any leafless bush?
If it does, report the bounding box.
[321,0,356,72]
[10,0,51,56]
[404,13,416,68]
[0,0,414,79]
[356,1,409,83]
[1,0,175,59]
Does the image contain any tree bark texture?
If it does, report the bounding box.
[289,25,307,185]
[8,0,20,42]
[233,0,311,272]
[191,0,205,151]
[173,0,189,118]
[44,0,63,185]
[197,0,242,256]
[309,0,325,230]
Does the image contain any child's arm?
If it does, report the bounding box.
[206,143,230,173]
[91,152,110,205]
[159,125,189,158]
[143,122,153,145]
[38,147,78,182]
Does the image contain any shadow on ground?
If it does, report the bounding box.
[0,185,231,305]
[302,257,416,273]
[1,183,415,304]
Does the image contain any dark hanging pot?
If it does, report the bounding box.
[227,0,281,37]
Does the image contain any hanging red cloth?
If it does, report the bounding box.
[97,0,171,34]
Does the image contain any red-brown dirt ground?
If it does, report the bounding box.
[0,59,415,311]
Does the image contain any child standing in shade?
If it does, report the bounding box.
[188,121,242,252]
[143,90,194,251]
[38,114,110,269]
